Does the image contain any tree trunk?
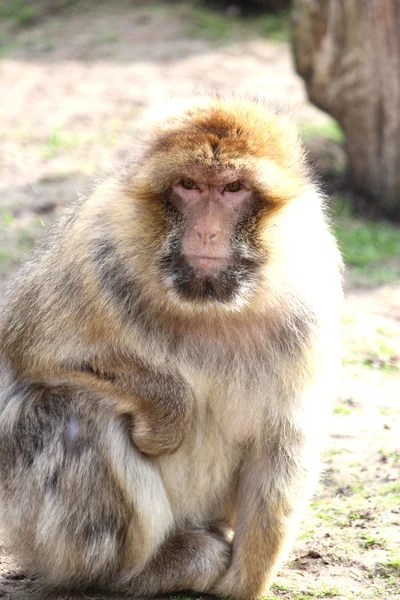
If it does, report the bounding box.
[291,0,400,220]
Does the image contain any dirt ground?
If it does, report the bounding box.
[0,2,399,599]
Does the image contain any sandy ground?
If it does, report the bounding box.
[0,2,399,599]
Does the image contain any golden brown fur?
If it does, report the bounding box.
[0,94,342,599]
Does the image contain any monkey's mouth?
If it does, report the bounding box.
[161,251,258,305]
[184,255,234,271]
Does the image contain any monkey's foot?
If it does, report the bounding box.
[119,528,231,596]
[211,563,268,600]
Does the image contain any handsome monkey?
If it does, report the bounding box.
[0,95,342,599]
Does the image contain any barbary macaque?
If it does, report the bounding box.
[0,95,342,599]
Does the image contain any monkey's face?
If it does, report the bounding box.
[135,98,310,310]
[160,169,264,307]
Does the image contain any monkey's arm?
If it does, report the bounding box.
[29,363,193,457]
[1,272,192,458]
[212,418,320,600]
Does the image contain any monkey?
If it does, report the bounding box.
[0,94,342,600]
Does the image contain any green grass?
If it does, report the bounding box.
[382,557,400,572]
[0,0,290,44]
[380,406,400,416]
[254,10,290,42]
[323,446,347,461]
[186,4,289,42]
[333,216,400,268]
[333,399,355,416]
[377,556,400,580]
[300,120,345,144]
[358,337,400,373]
[269,581,348,599]
[360,534,387,550]
[43,129,92,159]
[186,5,235,40]
[0,0,39,26]
[332,199,400,286]
[297,586,346,599]
[42,124,122,159]
[378,481,400,497]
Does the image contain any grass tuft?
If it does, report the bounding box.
[0,0,38,27]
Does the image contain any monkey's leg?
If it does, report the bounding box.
[0,377,230,594]
[211,423,318,600]
[0,378,173,589]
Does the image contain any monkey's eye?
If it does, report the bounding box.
[224,181,242,193]
[180,178,198,190]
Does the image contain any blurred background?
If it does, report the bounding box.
[0,1,399,599]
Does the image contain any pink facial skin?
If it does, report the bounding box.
[171,175,253,272]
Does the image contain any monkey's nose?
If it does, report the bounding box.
[195,230,219,243]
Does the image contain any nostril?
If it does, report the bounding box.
[194,231,218,242]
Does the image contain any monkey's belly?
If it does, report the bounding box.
[153,374,265,526]
[156,423,242,526]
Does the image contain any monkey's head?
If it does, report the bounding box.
[123,96,315,312]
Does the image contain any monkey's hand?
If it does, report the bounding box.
[123,369,192,456]
[131,408,186,456]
